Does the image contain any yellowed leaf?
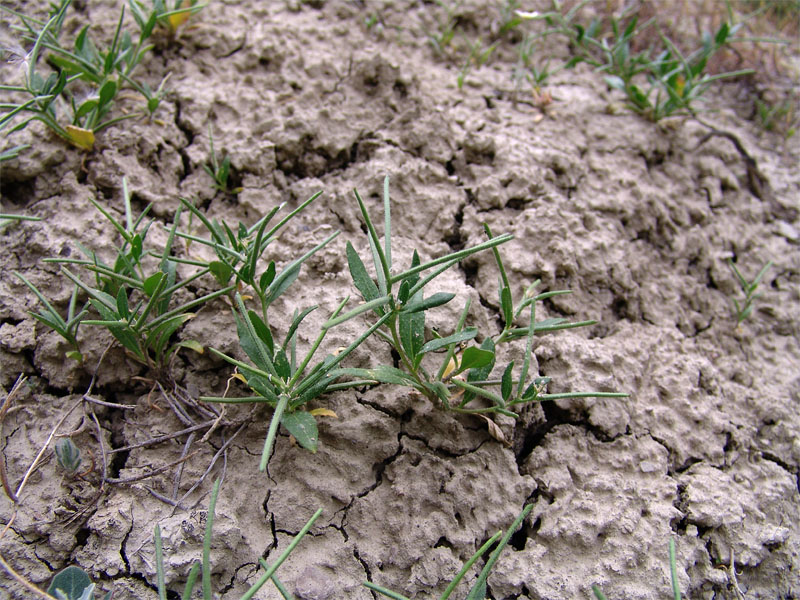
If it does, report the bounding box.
[310,408,338,419]
[442,356,457,380]
[65,125,94,151]
[232,373,247,384]
[478,415,511,447]
[168,0,193,30]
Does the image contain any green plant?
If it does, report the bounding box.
[612,22,753,121]
[366,504,533,600]
[47,566,112,600]
[17,178,233,370]
[457,36,497,89]
[173,191,337,326]
[154,479,322,600]
[178,189,352,469]
[0,212,40,231]
[14,273,85,362]
[0,0,201,152]
[427,0,460,56]
[592,538,681,600]
[54,438,82,474]
[328,178,626,427]
[0,144,30,163]
[202,124,240,194]
[755,96,797,139]
[727,257,773,325]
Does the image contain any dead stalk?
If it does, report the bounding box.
[0,375,26,503]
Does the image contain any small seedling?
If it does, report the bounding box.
[727,258,773,325]
[366,504,533,599]
[457,36,497,89]
[14,273,86,362]
[592,538,681,600]
[54,438,82,474]
[47,565,112,600]
[202,124,240,194]
[427,0,460,56]
[328,178,626,430]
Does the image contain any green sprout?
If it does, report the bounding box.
[727,258,773,325]
[54,438,82,474]
[202,124,240,194]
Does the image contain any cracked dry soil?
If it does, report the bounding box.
[1,1,799,599]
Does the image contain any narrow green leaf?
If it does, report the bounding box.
[260,394,289,471]
[500,286,513,328]
[259,261,276,292]
[281,411,318,452]
[116,287,130,320]
[247,374,279,403]
[399,296,425,363]
[283,306,316,351]
[397,280,410,304]
[401,292,455,314]
[346,242,380,303]
[501,362,514,403]
[323,294,392,329]
[98,78,117,107]
[332,366,421,389]
[247,310,275,356]
[418,328,477,355]
[233,303,275,375]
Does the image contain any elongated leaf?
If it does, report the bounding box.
[283,306,316,350]
[247,374,279,403]
[346,242,380,303]
[116,287,130,320]
[281,411,318,452]
[501,362,514,403]
[247,310,275,356]
[147,313,194,359]
[332,366,421,389]
[401,292,455,314]
[294,373,335,408]
[88,299,142,358]
[259,261,276,292]
[399,299,425,364]
[143,271,164,297]
[500,286,513,328]
[234,307,274,375]
[273,348,291,380]
[418,328,477,355]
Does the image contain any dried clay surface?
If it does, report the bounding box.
[0,1,799,600]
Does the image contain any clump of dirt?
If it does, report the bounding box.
[1,1,798,599]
